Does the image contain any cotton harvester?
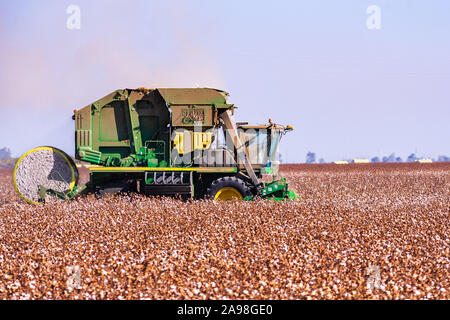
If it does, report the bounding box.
[13,88,297,203]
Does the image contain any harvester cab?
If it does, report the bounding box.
[14,88,297,203]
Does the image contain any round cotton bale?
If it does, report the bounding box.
[13,146,78,204]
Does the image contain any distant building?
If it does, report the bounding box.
[352,158,370,164]
[416,159,433,163]
[334,161,349,164]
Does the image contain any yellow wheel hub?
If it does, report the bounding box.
[214,187,243,201]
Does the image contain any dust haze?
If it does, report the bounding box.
[0,1,224,156]
[0,2,224,112]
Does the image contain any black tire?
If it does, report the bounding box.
[205,176,252,200]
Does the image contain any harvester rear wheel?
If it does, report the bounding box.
[206,176,251,201]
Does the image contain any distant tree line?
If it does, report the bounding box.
[371,153,403,163]
[304,151,450,163]
[0,147,11,159]
[437,155,450,162]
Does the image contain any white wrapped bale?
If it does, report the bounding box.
[14,147,78,204]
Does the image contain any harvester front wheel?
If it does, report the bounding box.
[206,176,251,201]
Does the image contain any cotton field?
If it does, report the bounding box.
[0,163,448,299]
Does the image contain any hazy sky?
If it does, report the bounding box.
[0,0,449,162]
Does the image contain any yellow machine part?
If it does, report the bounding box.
[193,132,213,150]
[173,131,185,154]
[173,131,213,155]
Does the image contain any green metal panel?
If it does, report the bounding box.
[127,90,143,154]
[90,90,131,157]
[99,101,128,141]
[157,88,228,105]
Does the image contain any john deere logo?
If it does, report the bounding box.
[182,108,204,124]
